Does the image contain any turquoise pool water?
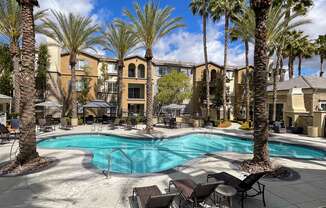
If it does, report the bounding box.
[38,133,326,174]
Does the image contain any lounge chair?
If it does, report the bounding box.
[207,172,268,208]
[102,115,110,124]
[169,178,223,208]
[60,118,72,130]
[85,115,94,125]
[0,124,16,143]
[38,118,54,132]
[133,185,178,208]
[109,118,120,130]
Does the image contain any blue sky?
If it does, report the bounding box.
[37,0,326,78]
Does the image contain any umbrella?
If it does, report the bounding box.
[83,100,113,108]
[161,104,186,117]
[35,101,62,108]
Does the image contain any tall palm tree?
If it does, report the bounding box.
[284,31,304,79]
[190,0,210,122]
[42,11,102,126]
[15,0,39,164]
[102,22,139,117]
[122,2,184,133]
[295,35,314,76]
[251,0,272,167]
[315,35,326,77]
[209,0,242,121]
[0,0,46,114]
[231,4,255,122]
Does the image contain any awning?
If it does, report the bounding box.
[83,100,113,108]
[0,94,12,104]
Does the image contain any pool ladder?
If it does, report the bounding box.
[105,148,133,178]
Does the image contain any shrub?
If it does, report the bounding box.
[239,121,252,130]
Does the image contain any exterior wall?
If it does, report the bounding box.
[122,57,147,115]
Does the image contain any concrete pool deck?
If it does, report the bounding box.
[1,124,326,208]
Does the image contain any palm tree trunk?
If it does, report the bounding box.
[298,53,302,76]
[252,0,271,165]
[70,52,77,122]
[202,6,210,121]
[272,49,281,122]
[320,55,324,77]
[223,12,229,121]
[279,55,284,81]
[117,60,124,117]
[9,42,21,114]
[245,40,250,122]
[145,49,154,133]
[16,0,39,164]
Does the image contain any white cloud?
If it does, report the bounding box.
[38,0,95,16]
[299,0,326,39]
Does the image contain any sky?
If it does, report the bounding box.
[37,0,326,77]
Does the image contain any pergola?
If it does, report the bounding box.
[82,100,114,122]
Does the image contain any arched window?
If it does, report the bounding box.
[128,63,136,77]
[138,64,145,78]
[211,69,217,81]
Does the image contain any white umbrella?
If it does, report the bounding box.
[35,101,62,108]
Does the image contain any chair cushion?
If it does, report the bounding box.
[134,185,162,208]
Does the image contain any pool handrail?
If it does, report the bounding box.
[107,148,133,178]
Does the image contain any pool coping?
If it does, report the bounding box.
[36,129,326,178]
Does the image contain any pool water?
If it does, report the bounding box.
[38,134,326,174]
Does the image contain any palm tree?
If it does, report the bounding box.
[251,0,272,168]
[15,0,39,164]
[209,0,242,121]
[295,35,314,76]
[122,2,184,133]
[231,4,255,122]
[42,11,102,126]
[190,0,210,122]
[0,0,46,114]
[102,22,139,117]
[315,35,326,77]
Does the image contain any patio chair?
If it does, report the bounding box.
[85,115,94,125]
[169,118,177,129]
[207,172,268,208]
[102,115,110,124]
[38,118,54,132]
[60,118,72,130]
[133,185,178,208]
[10,118,20,133]
[169,178,223,208]
[109,118,120,130]
[0,124,16,143]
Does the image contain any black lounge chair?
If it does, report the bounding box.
[133,185,178,208]
[85,115,94,125]
[0,124,16,143]
[207,172,268,208]
[60,118,72,130]
[109,118,120,130]
[38,118,54,132]
[169,178,223,208]
[102,115,110,124]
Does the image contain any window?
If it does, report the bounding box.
[211,70,217,81]
[108,63,117,74]
[128,104,144,115]
[76,80,84,91]
[77,59,89,70]
[107,81,117,93]
[138,64,145,78]
[320,101,326,111]
[181,68,192,77]
[128,84,144,99]
[128,64,136,77]
[157,66,168,76]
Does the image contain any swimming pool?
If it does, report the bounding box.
[38,133,326,174]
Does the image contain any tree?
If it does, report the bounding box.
[36,44,49,100]
[42,11,102,126]
[190,0,210,121]
[122,2,184,133]
[96,63,110,101]
[77,78,91,105]
[231,4,255,122]
[295,35,314,76]
[315,35,326,77]
[250,0,272,169]
[102,22,139,117]
[209,0,243,121]
[15,0,39,164]
[155,70,192,106]
[0,0,46,113]
[0,45,13,96]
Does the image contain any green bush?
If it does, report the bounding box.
[239,121,252,130]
